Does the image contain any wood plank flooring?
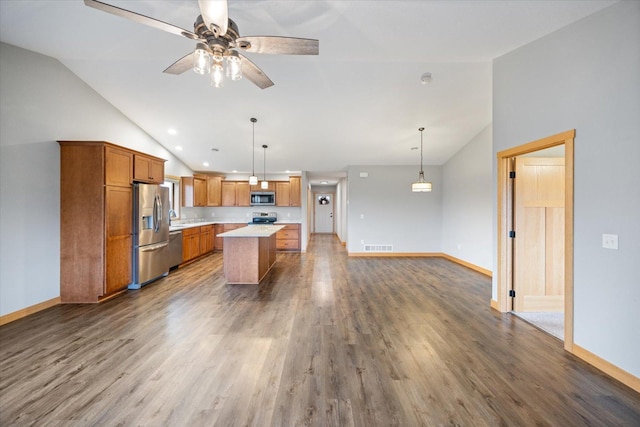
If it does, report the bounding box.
[1,234,639,426]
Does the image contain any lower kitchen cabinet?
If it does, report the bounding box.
[182,227,201,262]
[200,225,214,254]
[276,223,300,251]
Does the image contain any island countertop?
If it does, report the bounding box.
[217,225,284,238]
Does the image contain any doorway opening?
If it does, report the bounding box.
[496,130,575,351]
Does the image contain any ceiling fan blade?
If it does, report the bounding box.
[163,53,194,75]
[239,54,274,89]
[236,36,319,55]
[198,0,228,37]
[84,0,200,41]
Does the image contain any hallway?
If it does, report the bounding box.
[1,235,638,425]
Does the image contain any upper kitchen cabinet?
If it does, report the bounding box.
[181,175,207,207]
[133,153,165,184]
[275,181,290,206]
[236,182,250,206]
[221,181,251,207]
[105,146,133,187]
[207,176,222,206]
[275,177,301,207]
[289,176,301,207]
[58,141,135,303]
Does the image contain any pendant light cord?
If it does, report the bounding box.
[419,127,425,173]
[251,118,257,176]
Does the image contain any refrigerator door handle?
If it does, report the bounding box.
[140,241,169,252]
[153,193,160,233]
[157,193,163,223]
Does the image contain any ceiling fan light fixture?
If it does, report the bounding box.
[226,52,243,81]
[193,43,212,75]
[412,127,433,193]
[210,61,224,87]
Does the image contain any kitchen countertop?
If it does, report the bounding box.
[169,220,300,232]
[217,225,285,238]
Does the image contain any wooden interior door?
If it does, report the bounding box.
[513,157,565,312]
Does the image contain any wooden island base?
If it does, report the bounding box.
[220,226,282,284]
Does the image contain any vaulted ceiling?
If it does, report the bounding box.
[0,0,616,184]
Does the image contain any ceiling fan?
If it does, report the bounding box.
[84,0,319,89]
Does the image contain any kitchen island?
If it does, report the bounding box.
[217,225,284,284]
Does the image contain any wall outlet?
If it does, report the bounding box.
[602,234,619,250]
[361,240,365,244]
[211,212,215,217]
[360,214,364,219]
[287,212,291,217]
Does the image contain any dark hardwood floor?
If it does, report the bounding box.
[1,234,639,426]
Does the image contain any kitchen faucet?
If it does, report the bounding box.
[168,209,177,225]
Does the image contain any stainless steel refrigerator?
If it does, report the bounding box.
[129,183,170,289]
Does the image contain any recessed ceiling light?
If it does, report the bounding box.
[232,170,238,173]
[285,170,291,173]
[203,162,209,167]
[175,145,183,151]
[420,72,432,85]
[321,181,328,185]
[168,128,177,135]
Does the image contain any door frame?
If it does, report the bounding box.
[496,129,575,351]
[312,191,335,234]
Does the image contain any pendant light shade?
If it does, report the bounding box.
[412,127,433,192]
[249,118,258,185]
[261,144,269,189]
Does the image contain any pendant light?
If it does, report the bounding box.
[411,127,432,192]
[249,118,258,185]
[261,144,269,189]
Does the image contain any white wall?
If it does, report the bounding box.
[0,43,192,316]
[347,165,442,253]
[493,1,640,376]
[336,177,348,244]
[442,125,492,270]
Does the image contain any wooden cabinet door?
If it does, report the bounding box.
[134,155,165,184]
[207,176,222,206]
[194,178,207,206]
[182,228,201,262]
[133,155,151,182]
[275,182,290,206]
[289,176,301,207]
[236,182,250,206]
[149,159,164,183]
[105,186,132,294]
[221,182,236,206]
[105,146,132,187]
[200,226,214,254]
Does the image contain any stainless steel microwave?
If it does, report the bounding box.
[250,191,275,206]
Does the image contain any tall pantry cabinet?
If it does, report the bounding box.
[59,141,165,303]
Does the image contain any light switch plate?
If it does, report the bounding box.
[602,234,619,250]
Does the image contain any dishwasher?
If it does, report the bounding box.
[168,231,183,269]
